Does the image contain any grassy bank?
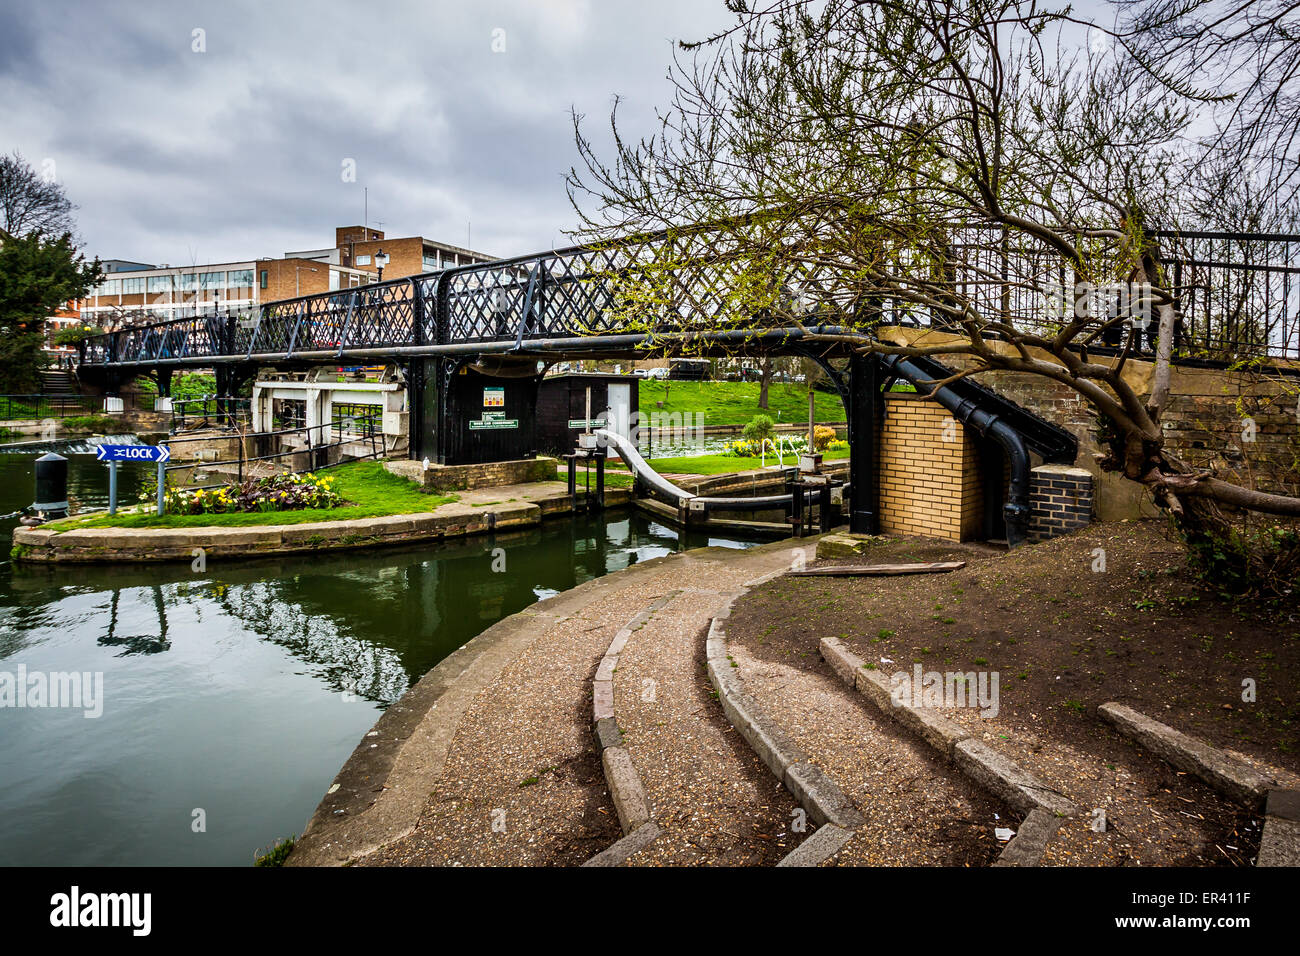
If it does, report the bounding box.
[639,380,845,426]
[58,461,456,530]
[640,448,850,475]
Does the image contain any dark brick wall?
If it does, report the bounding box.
[1029,465,1094,542]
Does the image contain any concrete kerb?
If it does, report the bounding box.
[583,591,681,865]
[819,635,1076,864]
[1098,702,1277,811]
[705,573,868,867]
[1258,789,1300,867]
[1096,703,1300,868]
[991,808,1062,867]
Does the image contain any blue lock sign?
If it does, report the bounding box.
[96,444,170,463]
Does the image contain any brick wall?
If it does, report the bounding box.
[1029,465,1094,542]
[396,456,556,493]
[924,342,1300,516]
[879,394,983,541]
[259,259,332,301]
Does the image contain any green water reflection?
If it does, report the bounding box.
[0,453,765,865]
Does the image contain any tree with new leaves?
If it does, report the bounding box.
[568,0,1300,581]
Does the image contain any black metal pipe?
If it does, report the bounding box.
[878,353,1031,547]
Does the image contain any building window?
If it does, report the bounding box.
[94,278,120,296]
[422,255,440,272]
[229,269,253,288]
[200,271,226,289]
[121,277,145,294]
[147,275,173,294]
[357,254,371,266]
[260,270,268,289]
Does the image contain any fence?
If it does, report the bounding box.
[161,412,385,490]
[0,394,123,421]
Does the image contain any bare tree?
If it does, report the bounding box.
[1113,1,1300,206]
[0,152,76,238]
[567,0,1300,559]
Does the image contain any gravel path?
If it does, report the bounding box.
[611,565,804,865]
[725,642,1008,865]
[358,542,796,866]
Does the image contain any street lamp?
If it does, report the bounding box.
[375,249,390,283]
[295,265,318,297]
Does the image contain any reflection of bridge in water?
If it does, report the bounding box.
[4,515,700,703]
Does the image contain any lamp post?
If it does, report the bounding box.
[375,249,390,283]
[295,265,318,297]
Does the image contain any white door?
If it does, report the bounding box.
[607,383,631,457]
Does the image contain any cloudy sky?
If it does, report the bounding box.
[0,0,736,266]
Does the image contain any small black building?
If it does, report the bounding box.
[537,372,641,455]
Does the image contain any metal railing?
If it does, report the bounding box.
[162,412,385,489]
[73,227,1300,368]
[0,393,117,420]
[170,396,252,433]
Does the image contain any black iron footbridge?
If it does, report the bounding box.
[74,234,1078,543]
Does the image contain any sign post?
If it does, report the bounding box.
[157,461,167,517]
[95,443,172,517]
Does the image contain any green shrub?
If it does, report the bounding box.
[813,425,837,451]
[1180,517,1300,606]
[741,413,776,444]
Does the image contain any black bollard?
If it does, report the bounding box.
[33,452,69,518]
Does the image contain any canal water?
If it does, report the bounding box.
[0,452,764,866]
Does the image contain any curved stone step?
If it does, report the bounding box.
[605,552,805,865]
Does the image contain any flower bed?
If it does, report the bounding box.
[724,425,843,458]
[152,472,346,516]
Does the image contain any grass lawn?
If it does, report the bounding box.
[57,461,456,530]
[639,380,845,426]
[131,371,219,403]
[552,464,635,488]
[603,448,850,475]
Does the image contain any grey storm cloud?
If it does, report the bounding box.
[0,0,735,264]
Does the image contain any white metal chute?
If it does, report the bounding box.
[594,428,797,513]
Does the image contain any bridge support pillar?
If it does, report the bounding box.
[847,353,882,535]
[408,357,443,462]
[215,363,256,427]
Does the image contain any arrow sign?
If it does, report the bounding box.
[96,443,170,463]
